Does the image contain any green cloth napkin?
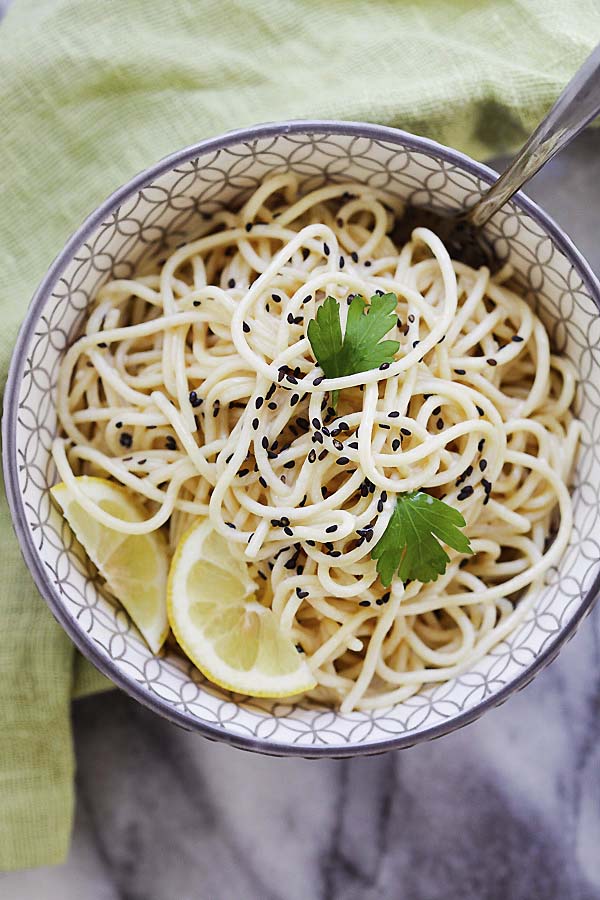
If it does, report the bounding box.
[1,0,599,872]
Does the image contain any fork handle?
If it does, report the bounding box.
[467,43,600,227]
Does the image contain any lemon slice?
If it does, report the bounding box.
[51,476,169,653]
[167,519,316,697]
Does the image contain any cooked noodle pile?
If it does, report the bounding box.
[52,175,580,711]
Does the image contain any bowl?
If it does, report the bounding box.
[4,121,600,756]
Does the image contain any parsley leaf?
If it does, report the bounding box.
[307,293,400,406]
[371,492,473,587]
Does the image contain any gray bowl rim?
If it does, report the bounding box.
[3,119,600,757]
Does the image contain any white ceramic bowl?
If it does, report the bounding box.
[4,121,600,756]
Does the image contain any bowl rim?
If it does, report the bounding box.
[4,118,600,757]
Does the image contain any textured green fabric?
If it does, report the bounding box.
[1,0,599,872]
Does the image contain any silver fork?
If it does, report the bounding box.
[394,43,600,271]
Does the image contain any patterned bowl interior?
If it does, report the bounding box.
[7,123,600,755]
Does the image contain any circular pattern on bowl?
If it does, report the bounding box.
[4,121,600,756]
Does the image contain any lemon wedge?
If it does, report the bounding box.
[167,519,316,697]
[51,476,169,653]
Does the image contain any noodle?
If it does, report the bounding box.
[52,175,580,712]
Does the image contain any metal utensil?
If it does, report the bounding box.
[394,43,600,271]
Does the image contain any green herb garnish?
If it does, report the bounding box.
[371,492,473,587]
[307,293,400,407]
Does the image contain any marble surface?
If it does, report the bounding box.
[3,0,600,894]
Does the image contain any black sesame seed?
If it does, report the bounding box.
[228,278,236,289]
[321,426,330,437]
[377,499,384,513]
[254,397,264,410]
[115,421,123,429]
[245,222,253,232]
[313,431,324,444]
[272,293,281,303]
[323,242,330,256]
[318,449,328,461]
[287,313,295,325]
[268,401,277,410]
[259,476,267,488]
[260,436,268,450]
[379,423,390,430]
[336,457,349,466]
[379,362,390,371]
[436,418,444,430]
[330,550,342,558]
[189,391,203,408]
[401,428,411,436]
[339,256,345,269]
[302,247,310,261]
[457,485,474,501]
[308,449,316,463]
[412,340,420,349]
[296,588,309,599]
[165,435,177,451]
[432,406,441,416]
[326,525,338,534]
[392,439,401,451]
[487,358,497,367]
[302,295,312,305]
[365,260,371,267]
[333,439,343,451]
[476,406,484,416]
[348,441,359,449]
[512,335,524,342]
[225,454,233,464]
[482,478,492,494]
[455,369,466,375]
[351,251,359,263]
[286,374,298,385]
[388,411,400,418]
[283,526,293,537]
[479,459,488,472]
[290,393,300,406]
[97,341,107,349]
[193,300,201,307]
[478,439,486,452]
[138,459,146,465]
[238,468,249,477]
[266,383,276,400]
[283,460,295,469]
[257,570,267,580]
[313,375,324,386]
[252,417,259,430]
[226,522,236,529]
